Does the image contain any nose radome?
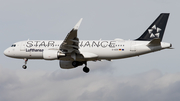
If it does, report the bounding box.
[4,49,10,56]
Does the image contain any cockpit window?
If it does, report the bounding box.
[11,44,16,47]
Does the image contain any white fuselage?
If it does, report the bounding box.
[4,39,171,61]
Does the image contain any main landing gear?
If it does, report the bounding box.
[22,58,28,69]
[72,61,90,73]
[83,62,90,73]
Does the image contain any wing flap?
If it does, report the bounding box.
[80,52,98,59]
[66,45,79,49]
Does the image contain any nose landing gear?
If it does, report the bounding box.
[22,65,27,69]
[22,58,28,69]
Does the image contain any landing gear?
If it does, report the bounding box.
[72,61,79,67]
[72,61,90,73]
[83,61,90,73]
[22,58,28,69]
[72,61,83,67]
[22,65,27,69]
[83,66,90,73]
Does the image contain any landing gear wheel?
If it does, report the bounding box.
[22,65,27,69]
[83,67,90,73]
[22,58,28,69]
[72,61,78,67]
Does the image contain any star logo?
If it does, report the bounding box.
[148,25,161,38]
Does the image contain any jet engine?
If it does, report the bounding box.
[60,60,83,69]
[43,50,65,60]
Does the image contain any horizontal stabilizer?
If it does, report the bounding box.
[147,38,161,46]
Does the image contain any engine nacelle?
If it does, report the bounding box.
[60,60,75,69]
[59,60,83,69]
[43,50,65,60]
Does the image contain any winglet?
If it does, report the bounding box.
[73,18,83,30]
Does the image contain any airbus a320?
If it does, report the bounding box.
[4,13,172,73]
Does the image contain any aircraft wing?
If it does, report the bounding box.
[60,18,98,61]
[60,18,83,53]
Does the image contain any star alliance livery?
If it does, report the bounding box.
[4,13,172,73]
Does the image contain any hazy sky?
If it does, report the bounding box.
[0,0,180,101]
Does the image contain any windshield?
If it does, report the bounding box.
[11,44,16,47]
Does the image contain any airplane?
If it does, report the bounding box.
[4,13,172,73]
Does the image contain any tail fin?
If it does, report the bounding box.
[136,13,170,41]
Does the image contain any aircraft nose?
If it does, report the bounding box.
[4,48,10,56]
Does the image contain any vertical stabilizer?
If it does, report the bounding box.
[136,13,169,41]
